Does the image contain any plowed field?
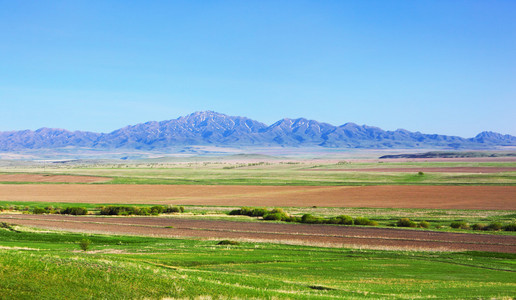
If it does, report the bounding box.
[1,214,515,253]
[0,184,514,209]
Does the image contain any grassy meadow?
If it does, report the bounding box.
[1,225,515,299]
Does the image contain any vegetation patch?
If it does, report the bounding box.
[230,207,378,227]
[216,240,240,246]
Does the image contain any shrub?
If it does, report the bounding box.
[328,215,353,225]
[355,217,376,226]
[503,223,516,231]
[486,222,503,231]
[285,216,301,223]
[150,205,164,215]
[301,214,324,224]
[471,223,486,231]
[61,207,88,215]
[79,239,91,251]
[228,209,242,215]
[397,218,417,228]
[165,206,181,213]
[263,213,286,221]
[418,221,430,228]
[418,171,424,176]
[33,207,48,214]
[179,206,185,213]
[251,208,268,217]
[450,221,470,229]
[100,206,139,215]
[269,208,285,214]
[217,240,240,246]
[139,207,150,215]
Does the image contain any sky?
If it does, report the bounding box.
[0,0,515,137]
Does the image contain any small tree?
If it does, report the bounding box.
[79,239,91,252]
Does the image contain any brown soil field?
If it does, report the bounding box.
[0,174,109,183]
[0,184,514,210]
[1,214,515,253]
[307,167,516,173]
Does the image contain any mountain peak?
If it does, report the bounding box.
[0,112,515,151]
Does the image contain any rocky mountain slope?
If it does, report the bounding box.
[1,111,515,150]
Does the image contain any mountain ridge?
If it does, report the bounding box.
[1,111,515,151]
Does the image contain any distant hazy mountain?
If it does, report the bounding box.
[1,111,515,151]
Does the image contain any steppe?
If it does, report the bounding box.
[1,152,515,298]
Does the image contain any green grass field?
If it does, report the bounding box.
[1,225,515,299]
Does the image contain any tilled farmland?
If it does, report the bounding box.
[0,184,514,209]
[1,214,515,253]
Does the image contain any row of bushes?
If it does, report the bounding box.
[99,205,185,216]
[451,221,516,232]
[0,205,89,215]
[71,205,185,216]
[33,206,88,215]
[396,218,430,228]
[229,207,378,226]
[2,205,184,216]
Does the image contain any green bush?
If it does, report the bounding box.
[150,206,164,215]
[301,214,325,224]
[33,207,48,214]
[165,206,181,213]
[327,215,353,225]
[486,222,502,231]
[472,223,486,231]
[355,217,377,226]
[269,208,285,214]
[263,213,287,221]
[61,207,88,215]
[418,221,430,228]
[503,223,516,231]
[251,208,268,217]
[78,239,91,251]
[397,218,417,228]
[228,209,242,215]
[217,240,240,245]
[450,221,470,229]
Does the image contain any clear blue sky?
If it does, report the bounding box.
[1,0,515,137]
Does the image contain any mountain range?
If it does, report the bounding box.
[1,111,515,151]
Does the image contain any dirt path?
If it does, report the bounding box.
[1,214,515,253]
[0,184,514,209]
